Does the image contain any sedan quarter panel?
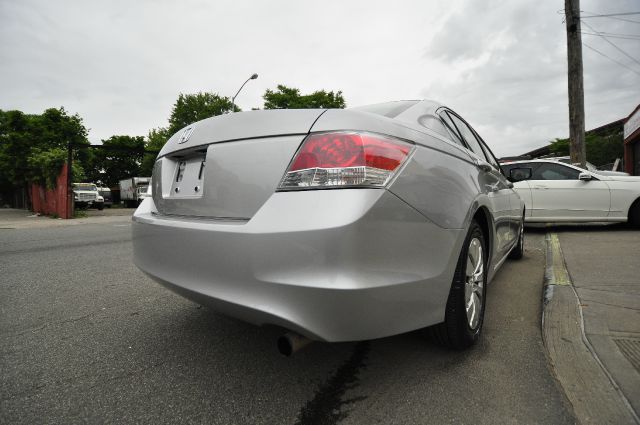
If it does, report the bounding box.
[388,144,478,229]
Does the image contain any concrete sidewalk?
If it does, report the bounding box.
[0,208,133,229]
[541,224,640,424]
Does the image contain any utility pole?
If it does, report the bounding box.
[564,0,586,168]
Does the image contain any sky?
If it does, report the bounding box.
[1,0,639,157]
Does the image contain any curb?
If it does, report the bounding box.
[542,232,639,425]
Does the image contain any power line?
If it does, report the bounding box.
[580,31,640,41]
[581,20,640,66]
[581,11,640,24]
[583,42,640,76]
[580,11,640,18]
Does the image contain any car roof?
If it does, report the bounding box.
[499,158,592,172]
[350,99,444,115]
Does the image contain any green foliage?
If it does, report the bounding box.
[549,131,623,166]
[73,209,88,218]
[584,132,624,166]
[140,127,171,176]
[0,107,89,191]
[82,148,103,184]
[168,92,237,135]
[93,135,146,187]
[26,148,67,189]
[549,138,569,156]
[0,110,35,190]
[72,161,86,183]
[263,85,346,109]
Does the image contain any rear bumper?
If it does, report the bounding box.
[132,189,463,341]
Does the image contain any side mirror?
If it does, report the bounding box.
[578,172,592,181]
[509,167,532,182]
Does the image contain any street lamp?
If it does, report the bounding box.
[231,73,258,112]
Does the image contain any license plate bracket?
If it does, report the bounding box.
[169,155,206,198]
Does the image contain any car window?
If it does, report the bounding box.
[532,163,580,180]
[474,133,500,169]
[556,157,596,172]
[501,163,532,180]
[437,112,465,146]
[447,113,488,161]
[501,163,514,175]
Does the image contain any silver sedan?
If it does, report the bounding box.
[132,100,525,350]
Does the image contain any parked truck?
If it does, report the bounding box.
[72,183,104,210]
[119,177,151,207]
[96,186,113,207]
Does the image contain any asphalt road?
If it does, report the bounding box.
[1,219,573,424]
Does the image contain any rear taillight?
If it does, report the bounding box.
[278,132,413,189]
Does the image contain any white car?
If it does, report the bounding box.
[501,159,640,225]
[549,156,629,176]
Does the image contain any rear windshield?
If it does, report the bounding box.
[350,100,420,118]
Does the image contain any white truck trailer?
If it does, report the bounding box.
[119,177,151,207]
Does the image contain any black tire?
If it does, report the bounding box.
[97,204,104,211]
[508,217,524,260]
[429,220,487,349]
[629,199,640,228]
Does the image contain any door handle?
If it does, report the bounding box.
[533,185,548,190]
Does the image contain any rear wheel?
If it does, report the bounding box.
[430,220,487,349]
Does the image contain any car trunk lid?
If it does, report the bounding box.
[153,109,326,219]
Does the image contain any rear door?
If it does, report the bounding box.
[528,162,611,220]
[443,110,515,257]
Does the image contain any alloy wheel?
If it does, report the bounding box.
[465,238,484,330]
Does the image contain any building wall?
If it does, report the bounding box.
[30,163,72,218]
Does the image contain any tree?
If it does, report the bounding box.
[549,130,623,167]
[263,85,346,109]
[140,127,171,176]
[0,107,89,191]
[95,135,145,187]
[168,92,237,135]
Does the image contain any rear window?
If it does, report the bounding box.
[350,101,420,118]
